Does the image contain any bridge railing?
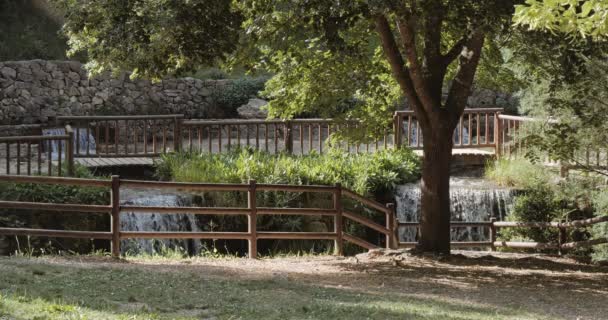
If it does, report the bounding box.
[393,108,503,151]
[179,118,394,155]
[0,125,74,177]
[0,175,396,258]
[56,114,185,158]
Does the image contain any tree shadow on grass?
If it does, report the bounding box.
[0,256,556,320]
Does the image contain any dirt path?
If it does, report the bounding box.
[20,250,606,319]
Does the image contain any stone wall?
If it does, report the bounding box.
[0,60,233,126]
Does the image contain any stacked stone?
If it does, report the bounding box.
[0,60,231,126]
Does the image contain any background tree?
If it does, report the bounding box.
[55,0,518,253]
[514,0,608,38]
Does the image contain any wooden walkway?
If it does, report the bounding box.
[75,157,155,168]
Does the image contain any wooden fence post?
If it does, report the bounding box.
[386,203,396,249]
[110,175,121,258]
[489,217,497,251]
[333,183,343,256]
[494,111,502,159]
[65,125,75,177]
[284,120,293,154]
[558,219,566,256]
[393,113,401,149]
[173,117,182,153]
[248,179,257,259]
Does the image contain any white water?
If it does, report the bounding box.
[395,177,516,242]
[120,189,202,255]
[42,127,96,159]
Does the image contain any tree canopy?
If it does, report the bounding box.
[514,0,608,38]
[54,0,524,253]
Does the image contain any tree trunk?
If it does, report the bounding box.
[417,126,454,254]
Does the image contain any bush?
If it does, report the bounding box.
[591,191,608,263]
[156,147,420,198]
[485,158,552,188]
[486,159,604,259]
[203,76,269,118]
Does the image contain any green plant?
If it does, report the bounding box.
[205,76,269,118]
[591,190,608,263]
[485,158,552,188]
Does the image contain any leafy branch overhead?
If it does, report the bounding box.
[515,0,608,38]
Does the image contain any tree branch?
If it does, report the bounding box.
[374,15,429,128]
[441,36,467,67]
[395,17,437,111]
[444,30,485,124]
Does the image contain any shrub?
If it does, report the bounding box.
[591,191,608,263]
[485,158,552,188]
[204,76,269,118]
[156,147,420,198]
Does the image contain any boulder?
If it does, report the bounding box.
[237,98,269,119]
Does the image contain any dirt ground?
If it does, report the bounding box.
[26,249,608,320]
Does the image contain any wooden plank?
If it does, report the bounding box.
[0,200,111,213]
[120,231,251,240]
[0,175,111,187]
[0,227,112,239]
[257,232,337,240]
[343,211,390,235]
[256,207,336,216]
[121,206,250,215]
[343,232,379,250]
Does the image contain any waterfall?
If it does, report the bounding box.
[120,189,202,255]
[42,127,96,160]
[395,177,516,242]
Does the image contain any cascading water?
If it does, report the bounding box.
[395,177,516,242]
[42,127,96,159]
[120,189,202,255]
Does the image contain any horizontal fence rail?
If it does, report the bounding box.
[397,217,608,252]
[0,175,396,258]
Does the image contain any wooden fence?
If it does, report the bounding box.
[0,175,396,258]
[398,217,608,253]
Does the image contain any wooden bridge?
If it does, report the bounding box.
[0,108,543,175]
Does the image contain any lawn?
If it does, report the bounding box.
[0,251,605,319]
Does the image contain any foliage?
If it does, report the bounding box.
[52,0,241,79]
[0,166,110,255]
[156,148,420,198]
[486,159,605,259]
[0,0,69,61]
[485,159,553,188]
[515,0,608,38]
[590,190,608,262]
[205,76,269,118]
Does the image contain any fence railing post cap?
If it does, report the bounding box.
[386,203,394,208]
[248,179,257,185]
[334,183,341,188]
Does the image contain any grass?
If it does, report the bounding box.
[0,255,568,320]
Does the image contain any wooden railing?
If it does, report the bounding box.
[497,114,608,172]
[0,126,74,177]
[56,114,184,157]
[393,108,503,151]
[398,217,608,252]
[179,118,393,155]
[0,175,396,258]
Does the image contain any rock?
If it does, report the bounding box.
[237,98,269,119]
[1,67,16,79]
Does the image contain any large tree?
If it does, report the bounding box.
[56,0,519,253]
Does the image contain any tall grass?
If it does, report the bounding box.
[156,147,420,198]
